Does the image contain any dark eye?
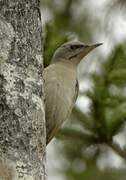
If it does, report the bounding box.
[70,44,84,50]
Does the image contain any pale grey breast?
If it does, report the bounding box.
[43,63,77,143]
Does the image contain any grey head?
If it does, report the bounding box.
[51,41,102,65]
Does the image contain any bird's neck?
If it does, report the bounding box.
[51,58,78,70]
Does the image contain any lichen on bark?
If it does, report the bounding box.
[0,0,46,180]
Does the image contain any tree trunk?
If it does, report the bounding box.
[0,0,46,180]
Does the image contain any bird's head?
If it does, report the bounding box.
[51,41,102,65]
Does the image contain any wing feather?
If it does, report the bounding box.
[43,64,78,144]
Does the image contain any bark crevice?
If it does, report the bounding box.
[0,0,46,179]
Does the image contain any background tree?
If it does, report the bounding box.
[0,0,46,180]
[42,0,126,180]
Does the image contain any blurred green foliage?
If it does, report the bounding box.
[57,43,126,180]
[42,0,126,179]
[57,44,126,180]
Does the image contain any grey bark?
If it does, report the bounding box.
[0,0,46,180]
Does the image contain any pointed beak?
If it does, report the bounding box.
[84,42,103,52]
[79,43,103,59]
[90,43,103,49]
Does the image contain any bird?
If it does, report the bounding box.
[43,41,102,144]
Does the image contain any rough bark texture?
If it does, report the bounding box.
[0,0,46,180]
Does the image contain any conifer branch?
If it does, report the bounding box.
[107,141,126,160]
